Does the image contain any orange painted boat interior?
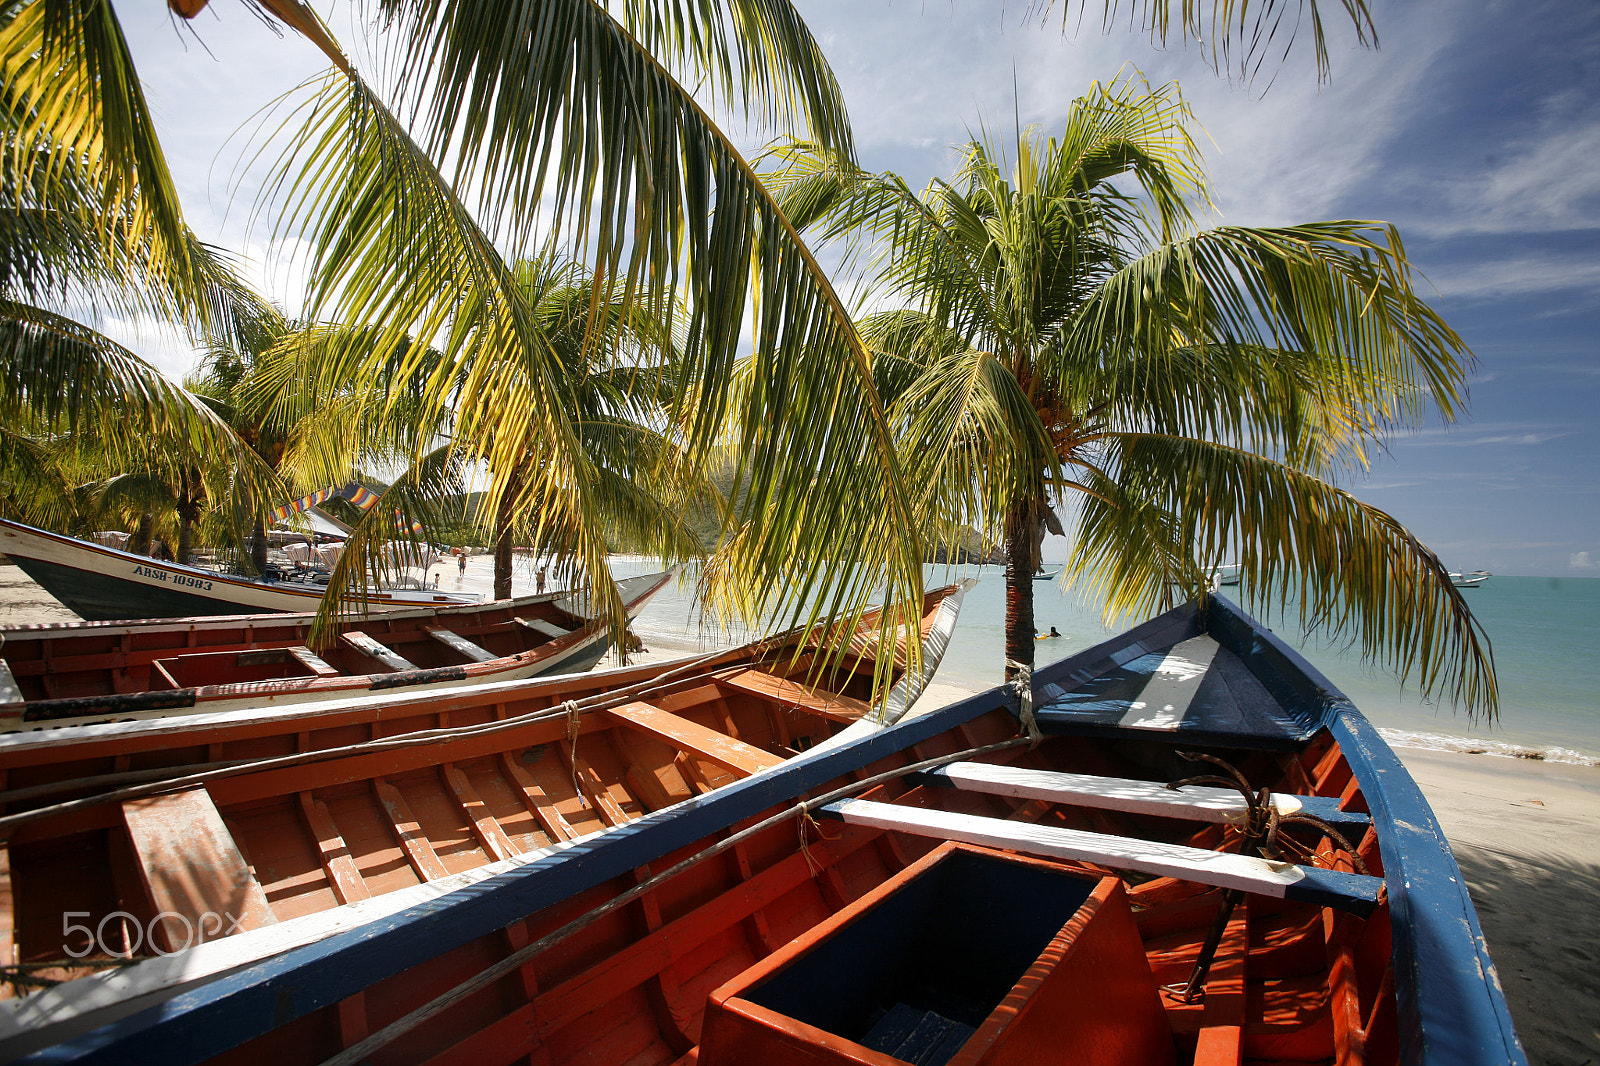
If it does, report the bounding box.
[0,598,589,702]
[186,710,1396,1066]
[0,628,915,1002]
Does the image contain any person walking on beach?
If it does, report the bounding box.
[536,567,547,594]
[457,549,467,576]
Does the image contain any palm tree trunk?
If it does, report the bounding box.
[177,504,196,565]
[493,525,514,600]
[251,514,268,575]
[492,466,521,600]
[129,512,154,557]
[176,470,200,565]
[1002,499,1036,682]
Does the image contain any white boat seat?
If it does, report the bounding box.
[340,632,418,672]
[425,627,497,664]
[819,798,1380,914]
[515,617,573,640]
[918,762,1371,829]
[288,646,341,678]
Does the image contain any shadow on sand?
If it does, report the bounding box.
[1453,844,1600,1066]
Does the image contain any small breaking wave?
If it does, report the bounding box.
[1378,728,1600,767]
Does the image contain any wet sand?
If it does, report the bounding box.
[1,562,1595,1062]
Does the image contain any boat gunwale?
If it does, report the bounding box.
[15,592,1525,1066]
[0,584,975,1058]
[0,570,677,730]
[0,580,966,761]
[0,518,477,612]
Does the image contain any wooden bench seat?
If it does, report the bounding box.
[0,661,22,711]
[340,632,418,672]
[287,646,341,677]
[716,668,871,722]
[122,787,278,951]
[918,762,1371,830]
[603,700,784,778]
[425,627,498,664]
[515,617,573,640]
[819,798,1380,915]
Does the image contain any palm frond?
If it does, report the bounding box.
[0,301,281,514]
[0,0,269,342]
[263,30,925,690]
[1056,222,1473,470]
[1036,0,1378,84]
[0,426,75,527]
[1087,432,1496,717]
[371,0,853,248]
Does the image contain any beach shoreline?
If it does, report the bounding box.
[0,562,1593,1063]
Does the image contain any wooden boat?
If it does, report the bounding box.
[1449,570,1491,589]
[0,572,676,731]
[10,594,1525,1065]
[1208,563,1242,587]
[0,517,478,621]
[0,582,973,1056]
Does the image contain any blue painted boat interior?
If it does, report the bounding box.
[745,848,1095,1062]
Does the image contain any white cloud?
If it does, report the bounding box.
[1421,254,1600,300]
[1410,118,1600,239]
[1395,422,1575,447]
[97,313,204,383]
[1465,432,1567,446]
[1572,551,1596,570]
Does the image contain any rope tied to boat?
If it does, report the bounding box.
[563,700,586,807]
[1005,659,1042,747]
[796,804,832,875]
[311,735,1036,1066]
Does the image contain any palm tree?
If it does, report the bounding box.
[468,258,711,600]
[0,1,281,523]
[0,0,1382,674]
[764,76,1495,715]
[194,316,462,580]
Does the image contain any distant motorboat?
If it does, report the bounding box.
[1033,568,1060,581]
[1450,570,1491,588]
[1208,563,1242,587]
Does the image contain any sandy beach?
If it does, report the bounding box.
[0,562,1594,1063]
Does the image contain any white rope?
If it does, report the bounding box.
[1005,659,1042,746]
[563,699,587,806]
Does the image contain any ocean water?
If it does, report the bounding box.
[524,557,1600,767]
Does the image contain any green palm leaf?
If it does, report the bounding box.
[1077,433,1496,715]
[762,72,1492,715]
[1038,0,1378,84]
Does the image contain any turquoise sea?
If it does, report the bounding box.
[600,561,1600,767]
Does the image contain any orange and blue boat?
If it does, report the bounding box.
[0,595,1523,1065]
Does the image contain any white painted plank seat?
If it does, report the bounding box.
[515,617,573,640]
[340,632,418,672]
[819,798,1380,915]
[288,646,341,677]
[916,762,1371,830]
[424,628,498,664]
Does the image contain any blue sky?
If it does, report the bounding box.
[110,0,1599,575]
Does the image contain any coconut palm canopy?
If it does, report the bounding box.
[0,0,286,519]
[761,74,1495,716]
[2,0,1383,685]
